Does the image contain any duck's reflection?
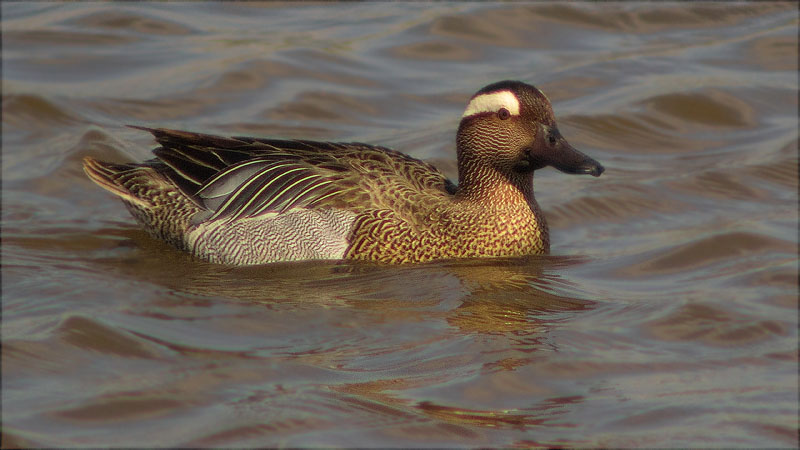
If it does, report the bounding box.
[96,227,594,337]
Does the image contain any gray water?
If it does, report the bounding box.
[2,2,798,447]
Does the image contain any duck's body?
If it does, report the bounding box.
[84,81,604,265]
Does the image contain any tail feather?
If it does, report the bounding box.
[82,157,152,208]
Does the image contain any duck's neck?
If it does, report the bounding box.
[454,161,535,208]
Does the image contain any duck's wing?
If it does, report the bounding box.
[133,127,455,223]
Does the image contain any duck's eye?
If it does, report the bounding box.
[497,108,511,120]
[548,134,557,145]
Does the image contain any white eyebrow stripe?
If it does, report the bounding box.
[462,90,520,118]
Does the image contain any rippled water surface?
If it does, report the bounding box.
[2,3,798,447]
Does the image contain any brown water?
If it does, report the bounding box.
[2,2,798,447]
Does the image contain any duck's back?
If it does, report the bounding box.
[84,127,456,264]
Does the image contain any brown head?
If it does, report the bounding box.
[455,80,604,201]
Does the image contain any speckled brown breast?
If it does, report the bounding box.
[345,194,549,264]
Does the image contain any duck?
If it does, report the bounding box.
[83,80,604,265]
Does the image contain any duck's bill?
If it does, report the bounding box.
[550,141,605,177]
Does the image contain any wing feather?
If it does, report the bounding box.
[131,126,454,224]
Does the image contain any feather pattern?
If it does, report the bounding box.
[130,127,455,220]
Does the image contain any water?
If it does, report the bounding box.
[2,2,797,447]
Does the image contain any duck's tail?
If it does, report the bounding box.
[83,156,202,250]
[82,157,152,209]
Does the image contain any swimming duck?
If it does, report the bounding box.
[83,80,604,265]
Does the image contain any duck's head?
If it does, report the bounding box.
[456,80,604,183]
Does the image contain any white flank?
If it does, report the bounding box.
[462,90,520,118]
